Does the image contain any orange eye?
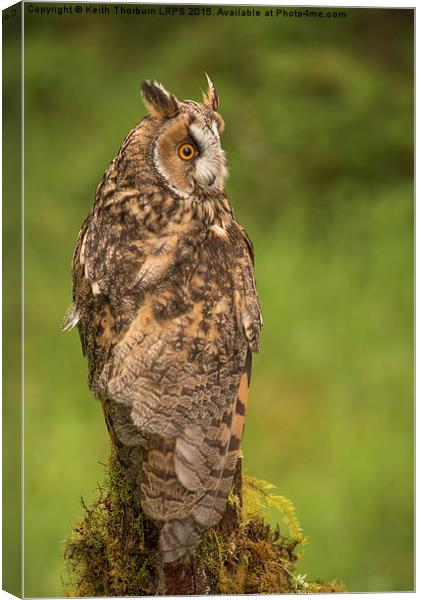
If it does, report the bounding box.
[178,143,196,161]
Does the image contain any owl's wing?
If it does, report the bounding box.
[159,349,253,562]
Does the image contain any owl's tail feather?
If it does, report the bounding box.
[159,399,239,564]
[160,516,205,563]
[159,399,243,564]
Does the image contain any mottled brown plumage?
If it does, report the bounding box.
[64,78,262,562]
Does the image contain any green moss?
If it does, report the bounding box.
[63,453,345,595]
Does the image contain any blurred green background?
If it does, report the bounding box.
[22,5,413,596]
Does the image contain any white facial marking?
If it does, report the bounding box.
[91,281,101,295]
[189,123,214,149]
[189,122,227,190]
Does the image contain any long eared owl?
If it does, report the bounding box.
[63,77,262,562]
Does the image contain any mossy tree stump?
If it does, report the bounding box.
[63,453,344,595]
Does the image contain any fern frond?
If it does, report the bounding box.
[243,475,306,543]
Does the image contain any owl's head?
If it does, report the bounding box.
[141,76,227,195]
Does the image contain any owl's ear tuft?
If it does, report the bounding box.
[141,80,179,118]
[202,73,219,111]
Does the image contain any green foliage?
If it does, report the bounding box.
[63,454,344,596]
[243,475,305,543]
[63,454,159,597]
[20,6,413,595]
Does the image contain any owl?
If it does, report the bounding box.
[63,76,262,563]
